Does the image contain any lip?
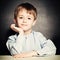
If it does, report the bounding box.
[21,24,27,26]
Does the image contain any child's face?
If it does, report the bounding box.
[15,8,36,31]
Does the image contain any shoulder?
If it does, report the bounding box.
[33,31,45,37]
[8,33,18,40]
[33,31,47,41]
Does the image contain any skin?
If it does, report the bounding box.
[10,8,37,58]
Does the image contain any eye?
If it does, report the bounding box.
[19,17,23,19]
[28,18,31,20]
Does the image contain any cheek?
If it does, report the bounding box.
[16,21,21,27]
[28,22,33,27]
[17,20,23,24]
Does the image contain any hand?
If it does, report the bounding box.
[13,54,26,58]
[13,53,29,58]
[10,24,24,34]
[13,51,37,58]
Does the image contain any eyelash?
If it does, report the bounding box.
[19,17,23,19]
[19,17,31,20]
[28,18,31,20]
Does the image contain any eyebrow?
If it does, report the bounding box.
[18,14,32,17]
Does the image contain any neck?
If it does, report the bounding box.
[24,29,32,35]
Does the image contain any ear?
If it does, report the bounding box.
[33,20,37,26]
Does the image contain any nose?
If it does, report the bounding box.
[23,19,27,23]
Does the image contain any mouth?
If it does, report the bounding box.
[21,24,27,26]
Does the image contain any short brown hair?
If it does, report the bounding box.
[14,2,37,20]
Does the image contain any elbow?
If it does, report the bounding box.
[52,47,57,55]
[48,47,57,55]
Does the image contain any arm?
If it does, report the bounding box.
[33,32,56,56]
[6,24,25,55]
[6,33,25,55]
[37,39,56,56]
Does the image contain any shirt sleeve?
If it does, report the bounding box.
[36,32,56,56]
[6,33,25,55]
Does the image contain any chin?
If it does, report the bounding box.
[19,26,29,31]
[23,29,28,31]
[22,27,31,31]
[22,28,28,30]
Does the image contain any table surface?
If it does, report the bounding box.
[0,55,60,60]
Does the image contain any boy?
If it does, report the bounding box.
[6,2,56,58]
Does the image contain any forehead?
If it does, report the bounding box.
[18,8,34,15]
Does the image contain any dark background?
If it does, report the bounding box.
[0,0,60,55]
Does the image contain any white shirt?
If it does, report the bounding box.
[6,31,56,56]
